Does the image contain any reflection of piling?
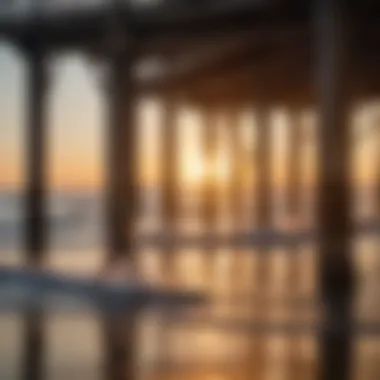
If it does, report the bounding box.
[22,311,45,380]
[22,43,48,380]
[103,316,137,380]
[315,1,354,379]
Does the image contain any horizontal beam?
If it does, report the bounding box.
[137,218,380,251]
[0,2,378,54]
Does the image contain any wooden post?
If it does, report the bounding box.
[255,108,271,229]
[103,51,138,380]
[376,120,380,215]
[252,106,272,295]
[104,53,138,380]
[284,111,304,380]
[229,109,243,225]
[285,110,303,301]
[24,47,48,266]
[201,107,219,280]
[202,108,218,226]
[315,1,354,379]
[286,111,303,222]
[247,106,272,379]
[105,45,136,265]
[103,3,138,379]
[161,98,178,279]
[21,44,48,380]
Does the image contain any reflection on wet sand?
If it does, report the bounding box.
[0,203,379,380]
[1,234,377,380]
[0,233,380,380]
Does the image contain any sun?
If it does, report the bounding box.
[181,154,205,186]
[180,148,231,189]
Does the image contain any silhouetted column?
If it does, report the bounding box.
[285,111,303,298]
[315,1,354,380]
[201,107,219,280]
[202,108,219,225]
[286,111,303,222]
[376,122,380,215]
[105,47,136,265]
[162,100,177,226]
[229,109,244,225]
[284,112,304,380]
[161,98,178,279]
[247,106,272,379]
[104,54,138,380]
[252,106,272,291]
[21,45,49,380]
[255,108,271,229]
[103,8,138,379]
[24,47,48,265]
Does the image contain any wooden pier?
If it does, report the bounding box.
[0,1,380,380]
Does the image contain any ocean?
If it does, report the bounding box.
[0,187,379,379]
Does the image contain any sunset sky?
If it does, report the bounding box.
[0,43,378,192]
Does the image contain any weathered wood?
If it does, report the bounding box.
[202,109,219,225]
[315,1,354,379]
[255,108,272,228]
[161,99,178,279]
[286,111,303,220]
[162,100,178,226]
[228,110,244,224]
[105,47,136,263]
[248,107,272,380]
[200,108,219,280]
[375,120,380,215]
[24,47,48,265]
[0,2,307,50]
[252,106,273,307]
[103,6,138,378]
[139,28,380,105]
[22,44,48,380]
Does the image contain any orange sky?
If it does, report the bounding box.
[0,102,378,191]
[0,51,379,191]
